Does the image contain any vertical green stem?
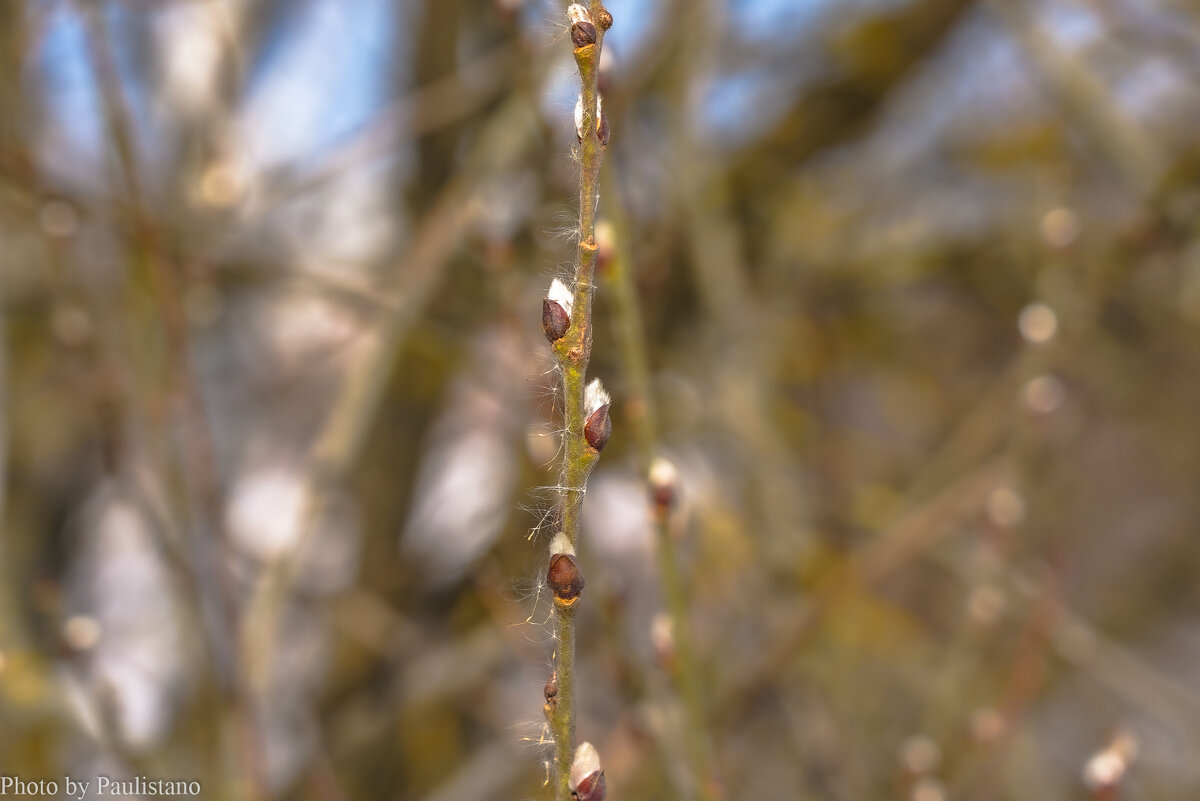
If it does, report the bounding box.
[550,602,578,801]
[547,6,608,799]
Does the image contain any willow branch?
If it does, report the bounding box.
[544,4,612,800]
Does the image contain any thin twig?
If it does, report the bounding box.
[597,190,719,799]
[546,4,611,800]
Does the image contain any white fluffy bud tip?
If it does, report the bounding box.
[543,278,574,342]
[569,742,606,801]
[567,4,593,25]
[549,531,575,557]
[548,278,574,316]
[583,378,613,451]
[574,95,585,141]
[584,378,611,418]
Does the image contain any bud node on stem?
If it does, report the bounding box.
[583,379,612,452]
[572,42,598,70]
[571,20,597,48]
[547,552,585,603]
[584,404,611,452]
[543,298,571,342]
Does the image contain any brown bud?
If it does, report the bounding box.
[583,379,612,452]
[597,8,613,30]
[547,553,585,603]
[649,457,678,511]
[543,298,570,341]
[584,403,611,451]
[597,109,610,147]
[574,770,606,801]
[571,20,597,48]
[570,743,607,801]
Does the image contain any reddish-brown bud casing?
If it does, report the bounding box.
[574,771,607,801]
[542,298,570,342]
[570,743,607,801]
[584,403,611,451]
[571,20,597,48]
[547,553,585,602]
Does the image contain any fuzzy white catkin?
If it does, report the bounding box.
[549,531,575,557]
[584,378,610,417]
[569,742,602,790]
[567,4,593,25]
[548,278,574,315]
[573,95,604,141]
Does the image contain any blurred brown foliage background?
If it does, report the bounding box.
[3,0,1200,799]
